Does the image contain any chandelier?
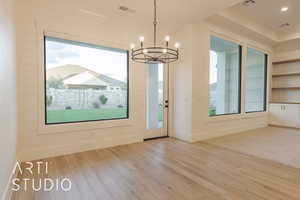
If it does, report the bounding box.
[130,0,179,64]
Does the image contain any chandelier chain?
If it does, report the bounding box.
[153,0,157,47]
[130,0,179,64]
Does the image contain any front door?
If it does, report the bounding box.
[144,63,168,139]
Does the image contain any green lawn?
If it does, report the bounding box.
[209,108,216,116]
[47,107,164,124]
[46,108,127,124]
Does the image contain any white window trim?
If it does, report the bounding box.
[36,27,134,135]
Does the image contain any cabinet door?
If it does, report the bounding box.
[283,104,299,127]
[269,104,284,125]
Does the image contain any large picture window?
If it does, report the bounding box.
[245,48,267,113]
[44,36,129,124]
[209,36,241,116]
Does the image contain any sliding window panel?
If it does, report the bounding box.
[209,36,242,116]
[245,48,267,113]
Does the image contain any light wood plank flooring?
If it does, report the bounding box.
[12,138,300,200]
[207,126,300,168]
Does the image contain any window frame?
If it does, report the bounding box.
[209,36,242,117]
[43,35,130,125]
[245,49,268,114]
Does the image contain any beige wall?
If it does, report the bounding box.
[0,0,17,198]
[274,39,300,61]
[173,21,273,142]
[172,25,193,141]
[16,0,274,161]
[17,0,169,161]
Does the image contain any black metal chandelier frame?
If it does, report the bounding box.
[130,0,179,64]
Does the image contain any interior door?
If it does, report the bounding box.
[144,63,168,139]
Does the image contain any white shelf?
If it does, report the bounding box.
[270,101,300,105]
[272,87,300,89]
[273,58,300,65]
[272,72,300,77]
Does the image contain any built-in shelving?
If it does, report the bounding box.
[271,58,300,104]
[270,58,300,129]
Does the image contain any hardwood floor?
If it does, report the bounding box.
[206,127,300,168]
[12,138,300,200]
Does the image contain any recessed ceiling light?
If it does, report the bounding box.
[280,22,290,28]
[119,6,136,13]
[242,0,256,6]
[281,6,289,12]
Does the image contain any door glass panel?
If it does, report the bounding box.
[147,64,164,129]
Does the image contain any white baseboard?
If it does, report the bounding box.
[19,134,143,161]
[269,124,300,129]
[172,131,193,142]
[192,122,268,142]
[1,161,18,200]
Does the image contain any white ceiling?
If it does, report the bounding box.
[223,0,300,41]
[67,0,242,26]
